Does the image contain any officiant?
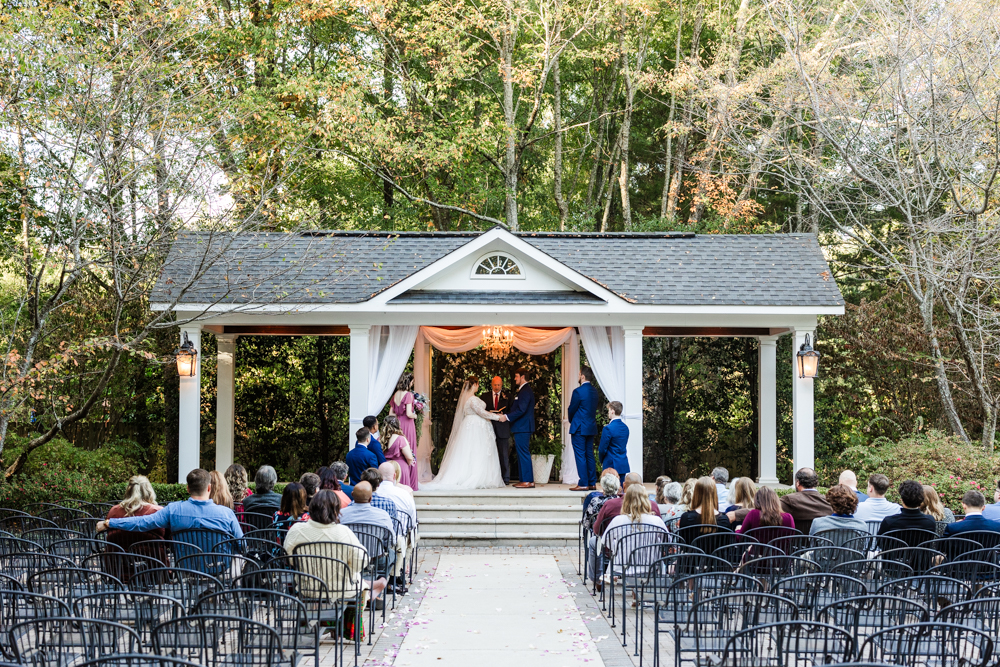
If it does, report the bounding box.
[482,376,512,485]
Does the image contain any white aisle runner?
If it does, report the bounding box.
[393,554,605,667]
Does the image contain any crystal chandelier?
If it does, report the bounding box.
[481,325,515,360]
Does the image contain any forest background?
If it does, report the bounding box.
[2,0,999,507]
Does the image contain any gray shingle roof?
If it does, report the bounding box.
[150,230,843,308]
[388,290,606,305]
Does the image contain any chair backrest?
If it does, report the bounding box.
[814,528,868,548]
[771,573,867,618]
[739,555,821,588]
[676,523,733,545]
[230,567,335,620]
[713,542,784,568]
[936,597,1000,639]
[954,530,1000,550]
[282,549,362,599]
[771,534,832,556]
[0,552,75,584]
[27,567,125,603]
[0,590,71,655]
[38,506,93,527]
[883,528,938,549]
[955,547,1000,564]
[816,595,930,639]
[865,520,883,534]
[841,534,906,555]
[72,591,186,647]
[129,567,224,612]
[345,523,393,560]
[129,539,197,565]
[21,528,84,550]
[858,622,993,667]
[874,575,972,613]
[928,559,1000,584]
[691,530,754,555]
[0,515,58,535]
[175,553,258,586]
[721,620,855,667]
[830,558,914,588]
[878,547,946,575]
[170,529,233,558]
[923,536,982,560]
[684,592,799,634]
[79,551,164,586]
[151,614,285,667]
[192,588,309,653]
[742,525,802,545]
[656,571,763,625]
[605,523,670,571]
[240,512,275,532]
[49,539,123,565]
[10,616,141,664]
[0,536,44,556]
[77,655,202,667]
[804,546,865,572]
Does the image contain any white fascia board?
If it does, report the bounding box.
[367,227,629,306]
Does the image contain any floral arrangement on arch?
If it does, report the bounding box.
[412,392,428,441]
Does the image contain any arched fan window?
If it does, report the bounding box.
[472,253,523,278]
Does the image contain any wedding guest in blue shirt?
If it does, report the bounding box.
[346,427,379,485]
[363,415,388,465]
[982,481,1000,521]
[96,468,242,539]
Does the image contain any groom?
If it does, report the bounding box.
[503,368,536,488]
[482,376,512,485]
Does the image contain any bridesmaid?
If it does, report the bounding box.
[381,415,416,491]
[390,373,420,490]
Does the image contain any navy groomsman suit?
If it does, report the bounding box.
[367,434,388,466]
[598,417,630,483]
[346,442,379,486]
[567,381,599,488]
[506,382,536,483]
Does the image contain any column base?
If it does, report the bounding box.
[757,477,781,486]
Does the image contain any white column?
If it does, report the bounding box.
[623,325,644,480]
[178,326,202,481]
[792,328,816,475]
[215,334,237,473]
[560,332,581,485]
[349,325,372,445]
[413,329,435,483]
[758,336,780,485]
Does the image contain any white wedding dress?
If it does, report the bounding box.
[423,394,505,490]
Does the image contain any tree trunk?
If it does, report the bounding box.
[382,49,395,219]
[660,3,684,219]
[553,55,569,229]
[502,3,519,231]
[919,294,970,443]
[667,3,703,219]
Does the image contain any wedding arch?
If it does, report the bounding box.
[152,226,844,485]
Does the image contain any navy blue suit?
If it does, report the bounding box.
[507,383,536,483]
[944,513,1000,536]
[568,382,599,487]
[367,435,388,466]
[345,443,379,486]
[598,418,630,479]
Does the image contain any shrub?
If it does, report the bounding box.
[838,430,1000,511]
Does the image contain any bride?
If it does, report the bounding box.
[423,376,505,490]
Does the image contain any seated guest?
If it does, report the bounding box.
[712,467,730,509]
[922,484,955,534]
[737,486,795,534]
[105,476,165,559]
[679,478,696,511]
[945,490,1000,536]
[98,469,242,539]
[225,464,252,514]
[389,461,412,497]
[364,415,388,465]
[724,477,756,529]
[299,472,320,505]
[983,481,1000,521]
[318,466,353,509]
[331,461,353,497]
[657,481,685,522]
[606,484,667,534]
[339,482,395,535]
[377,462,417,590]
[594,473,661,539]
[651,475,671,505]
[840,470,868,502]
[780,468,832,535]
[346,428,379,486]
[584,472,621,534]
[583,468,618,519]
[283,490,387,602]
[243,466,282,517]
[878,479,936,545]
[679,476,733,535]
[853,474,901,528]
[810,484,867,538]
[273,481,310,534]
[361,468,398,522]
[209,471,233,510]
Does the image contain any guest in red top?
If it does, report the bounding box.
[225,464,253,515]
[106,475,165,577]
[736,486,796,534]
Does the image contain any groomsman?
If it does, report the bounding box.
[504,368,536,488]
[482,376,512,485]
[567,366,599,491]
[598,401,630,485]
[363,416,388,465]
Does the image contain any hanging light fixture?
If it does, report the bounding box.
[796,333,821,379]
[481,325,515,360]
[174,332,198,377]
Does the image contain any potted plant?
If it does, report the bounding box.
[530,437,561,485]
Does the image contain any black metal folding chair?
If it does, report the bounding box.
[9,617,141,666]
[49,539,123,566]
[830,558,914,591]
[0,552,74,585]
[883,528,938,549]
[176,553,259,587]
[719,620,855,667]
[935,596,1000,666]
[739,555,821,590]
[771,533,833,556]
[73,591,186,649]
[603,523,670,630]
[858,621,992,667]
[742,525,802,545]
[80,551,164,587]
[129,567,224,612]
[152,614,286,667]
[0,591,71,660]
[343,523,394,629]
[842,534,907,557]
[878,547,946,575]
[814,527,868,548]
[928,559,1000,586]
[26,567,125,604]
[817,595,929,644]
[76,655,202,667]
[21,528,84,551]
[772,573,867,619]
[875,575,973,614]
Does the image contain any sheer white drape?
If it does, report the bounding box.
[420,326,574,354]
[578,326,625,402]
[561,331,581,485]
[367,325,420,415]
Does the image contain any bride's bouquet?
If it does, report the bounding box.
[412,392,428,438]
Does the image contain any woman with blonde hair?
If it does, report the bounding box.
[225,464,252,513]
[680,478,697,509]
[606,484,667,532]
[724,477,757,529]
[209,470,234,510]
[678,476,733,534]
[105,476,164,569]
[921,484,955,534]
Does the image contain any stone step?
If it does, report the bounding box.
[416,505,580,520]
[418,531,579,547]
[419,517,579,534]
[414,490,589,508]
